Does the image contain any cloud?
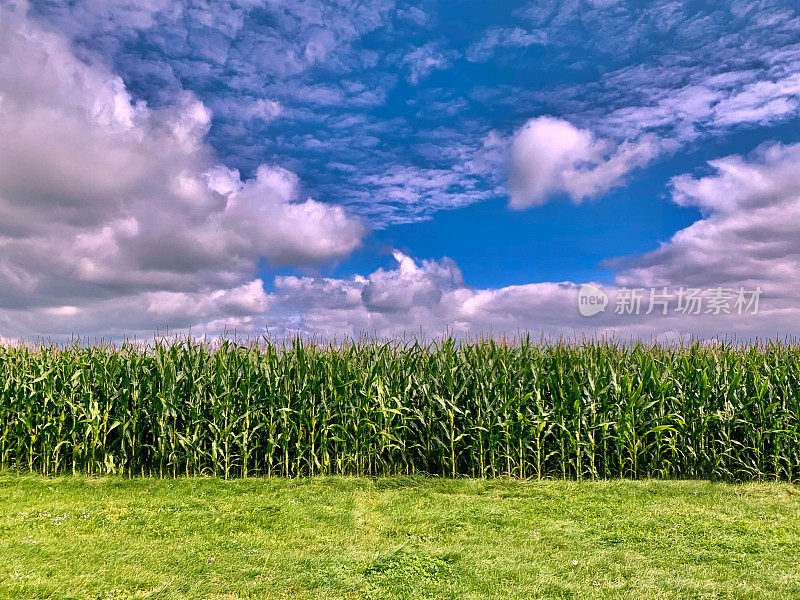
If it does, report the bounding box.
[396,5,432,27]
[712,73,800,126]
[475,4,800,147]
[23,0,800,231]
[255,141,800,341]
[29,0,396,79]
[361,251,464,313]
[400,42,457,84]
[614,142,800,305]
[596,68,800,142]
[221,165,365,264]
[509,117,657,208]
[339,129,507,225]
[466,27,546,63]
[3,0,800,343]
[0,4,363,336]
[244,98,283,121]
[260,250,798,341]
[147,280,271,321]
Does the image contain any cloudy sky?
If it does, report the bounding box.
[1,0,800,341]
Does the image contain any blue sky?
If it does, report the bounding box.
[26,1,781,277]
[1,0,800,340]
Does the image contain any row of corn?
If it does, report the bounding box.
[1,338,798,480]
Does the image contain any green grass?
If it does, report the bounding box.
[0,476,798,599]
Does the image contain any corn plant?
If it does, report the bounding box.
[0,337,799,480]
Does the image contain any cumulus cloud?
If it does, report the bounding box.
[509,117,658,208]
[23,0,800,232]
[216,165,365,264]
[2,1,799,343]
[615,142,800,307]
[256,142,800,341]
[260,250,797,341]
[361,251,464,313]
[0,4,363,338]
[147,280,271,322]
[267,252,553,338]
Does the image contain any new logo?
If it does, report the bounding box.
[578,284,608,317]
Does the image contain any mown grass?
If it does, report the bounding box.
[3,338,800,480]
[0,476,798,599]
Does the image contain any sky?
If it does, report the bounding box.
[1,0,800,341]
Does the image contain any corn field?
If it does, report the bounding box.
[1,338,799,481]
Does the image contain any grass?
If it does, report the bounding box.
[0,476,798,599]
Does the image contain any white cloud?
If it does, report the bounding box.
[1,1,799,343]
[614,142,800,306]
[597,69,800,142]
[343,130,507,225]
[245,98,283,121]
[255,141,800,341]
[147,280,271,321]
[361,250,464,313]
[260,250,799,341]
[466,27,546,63]
[23,0,800,232]
[400,42,457,84]
[396,5,431,27]
[0,4,363,337]
[222,165,365,264]
[28,0,396,79]
[509,117,657,208]
[490,4,800,148]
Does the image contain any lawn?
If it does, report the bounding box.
[0,476,798,599]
